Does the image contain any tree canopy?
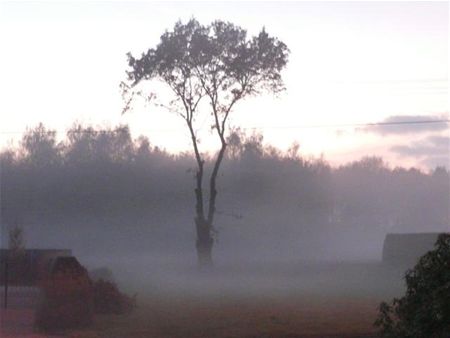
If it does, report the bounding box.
[125,19,289,118]
[123,18,289,267]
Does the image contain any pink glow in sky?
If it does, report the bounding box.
[0,1,448,169]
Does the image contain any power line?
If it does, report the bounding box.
[0,119,449,135]
[238,119,450,131]
[336,78,448,84]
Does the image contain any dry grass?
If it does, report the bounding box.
[91,293,380,338]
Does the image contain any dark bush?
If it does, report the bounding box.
[35,257,94,332]
[36,264,94,331]
[92,279,136,315]
[374,233,450,338]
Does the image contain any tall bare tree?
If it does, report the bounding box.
[123,18,289,267]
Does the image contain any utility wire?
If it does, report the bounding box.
[0,119,449,135]
[236,119,450,131]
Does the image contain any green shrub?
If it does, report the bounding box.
[374,233,450,338]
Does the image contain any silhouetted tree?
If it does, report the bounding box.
[65,124,133,164]
[8,222,26,284]
[20,123,61,168]
[124,18,289,267]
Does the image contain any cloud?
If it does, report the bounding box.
[427,135,450,148]
[390,134,449,168]
[361,114,449,135]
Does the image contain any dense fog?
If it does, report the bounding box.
[1,123,448,293]
[2,123,448,255]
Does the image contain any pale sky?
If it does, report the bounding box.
[0,1,448,169]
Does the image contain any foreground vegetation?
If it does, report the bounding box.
[375,234,450,338]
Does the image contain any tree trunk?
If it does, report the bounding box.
[195,218,213,269]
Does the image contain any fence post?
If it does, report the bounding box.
[3,254,8,309]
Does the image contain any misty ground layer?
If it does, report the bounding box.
[0,260,397,337]
[0,260,399,337]
[94,257,404,299]
[87,260,401,338]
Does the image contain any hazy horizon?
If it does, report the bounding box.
[1,1,448,169]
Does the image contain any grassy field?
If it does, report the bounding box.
[84,260,405,338]
[91,293,380,338]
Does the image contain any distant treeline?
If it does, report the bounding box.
[1,123,448,259]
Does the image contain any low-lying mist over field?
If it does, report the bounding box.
[1,125,450,295]
[1,123,448,296]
